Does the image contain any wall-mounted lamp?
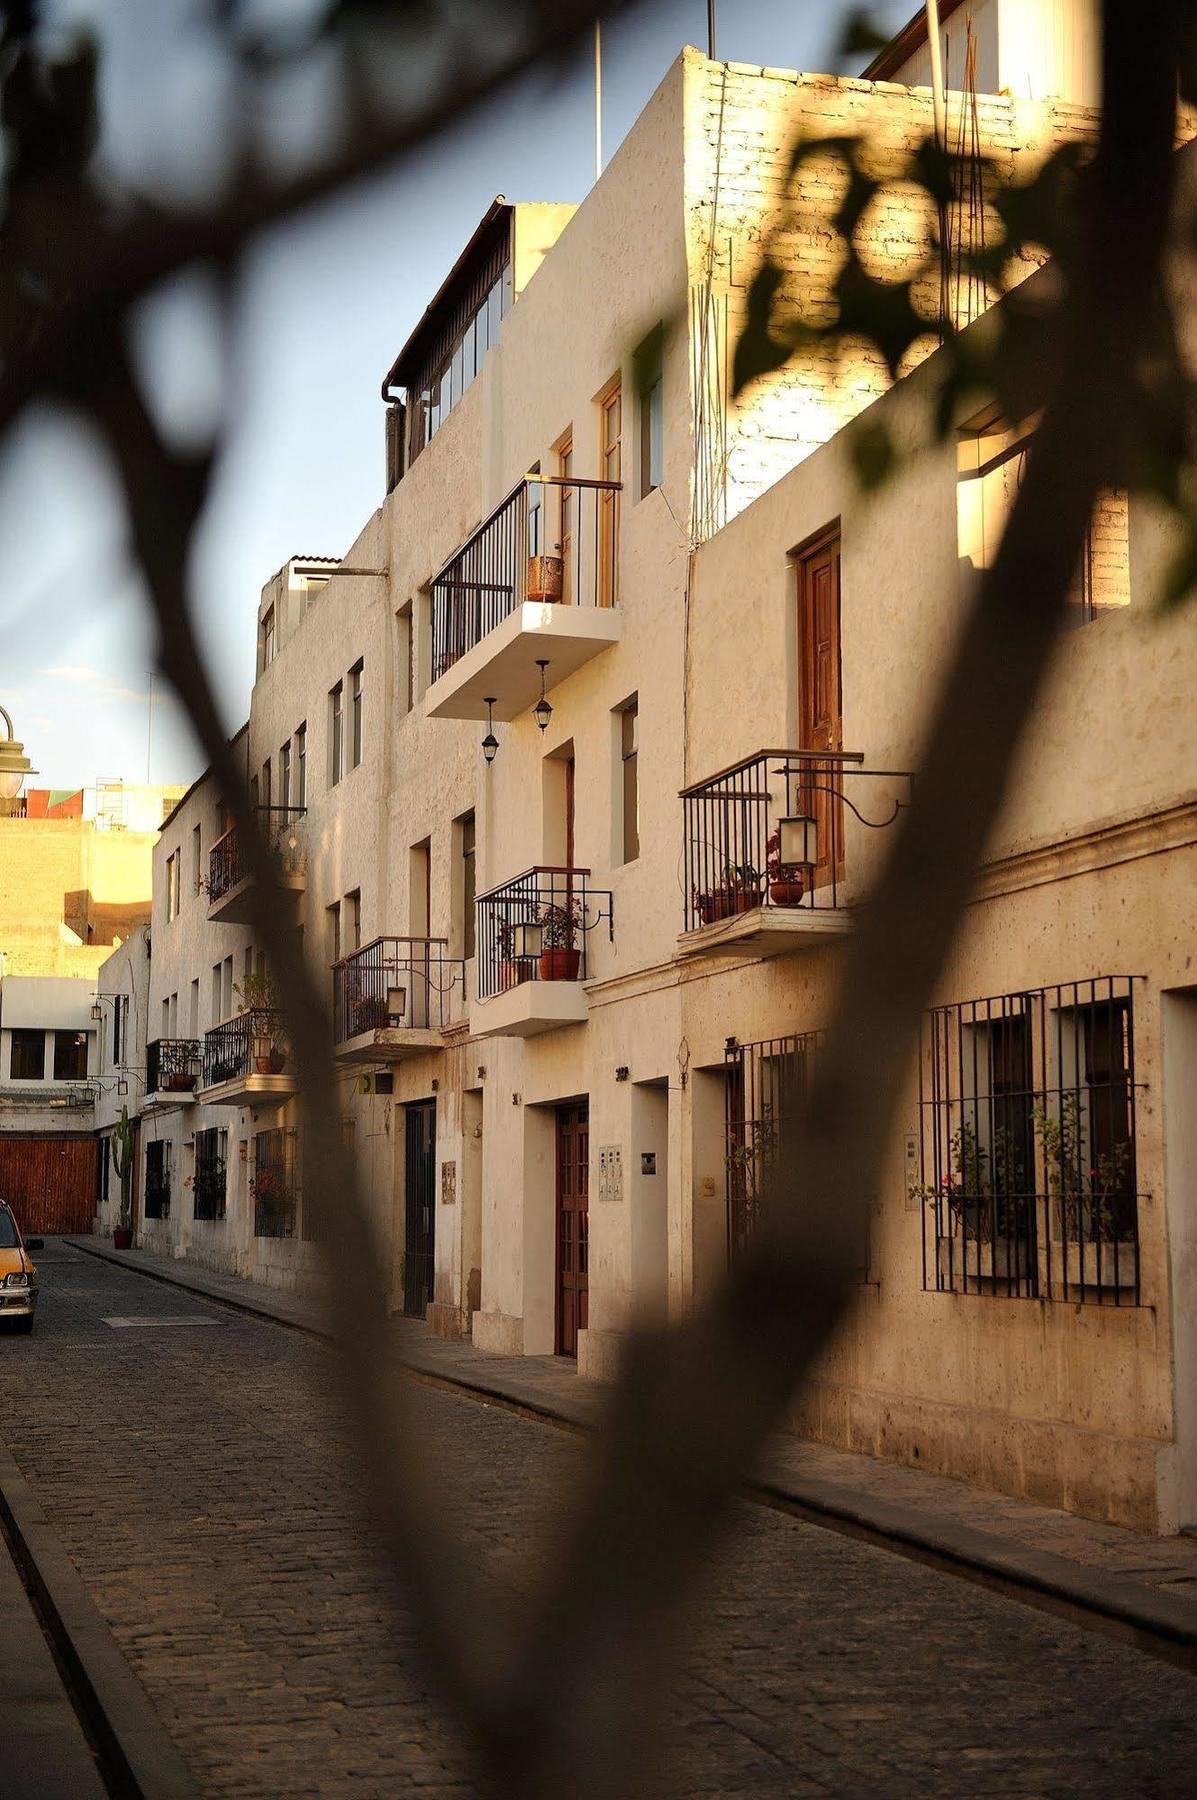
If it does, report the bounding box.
[533,661,553,733]
[778,814,818,867]
[510,920,544,960]
[481,697,499,764]
[117,1078,129,1096]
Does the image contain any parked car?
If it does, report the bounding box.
[0,1201,42,1334]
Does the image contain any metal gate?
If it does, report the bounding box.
[555,1100,589,1356]
[403,1100,436,1318]
[0,1136,98,1235]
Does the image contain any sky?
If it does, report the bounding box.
[0,0,909,792]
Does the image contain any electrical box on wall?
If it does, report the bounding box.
[598,1144,623,1203]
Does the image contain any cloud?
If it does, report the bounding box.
[38,665,146,703]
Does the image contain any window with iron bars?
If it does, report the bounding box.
[192,1127,227,1223]
[724,1031,819,1263]
[252,1127,298,1240]
[918,976,1141,1304]
[144,1138,170,1220]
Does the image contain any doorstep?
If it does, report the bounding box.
[65,1236,1197,1655]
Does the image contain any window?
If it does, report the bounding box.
[253,1128,296,1239]
[347,889,362,953]
[53,1029,88,1082]
[618,698,639,864]
[189,979,200,1036]
[10,1029,45,1081]
[920,977,1141,1305]
[261,757,272,813]
[295,723,307,807]
[724,1033,819,1262]
[329,683,344,786]
[191,823,202,893]
[261,604,276,669]
[112,996,123,1067]
[557,434,574,605]
[599,379,621,606]
[193,1127,227,1222]
[211,960,223,1024]
[457,811,476,960]
[144,1140,170,1220]
[403,232,510,468]
[280,740,291,810]
[166,850,180,921]
[327,901,341,966]
[635,330,664,500]
[350,661,364,769]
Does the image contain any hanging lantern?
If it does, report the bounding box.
[533,660,553,733]
[386,986,408,1025]
[778,814,818,867]
[510,919,544,960]
[481,697,499,764]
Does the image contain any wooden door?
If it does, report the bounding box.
[403,1100,436,1317]
[555,1101,589,1356]
[0,1137,98,1235]
[797,526,843,886]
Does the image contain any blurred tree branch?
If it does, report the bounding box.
[2,2,1193,1796]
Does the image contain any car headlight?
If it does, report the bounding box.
[4,1272,30,1288]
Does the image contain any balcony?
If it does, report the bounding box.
[207,807,306,925]
[199,1009,295,1109]
[679,750,911,956]
[332,937,467,1064]
[144,1037,200,1108]
[471,867,613,1039]
[426,475,622,721]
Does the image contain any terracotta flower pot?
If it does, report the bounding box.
[113,1228,132,1250]
[166,1073,195,1093]
[538,946,581,982]
[527,554,563,603]
[268,1047,288,1075]
[769,876,807,907]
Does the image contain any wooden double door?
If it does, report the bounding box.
[403,1100,436,1318]
[555,1101,589,1356]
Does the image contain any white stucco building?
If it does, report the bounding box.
[111,9,1197,1533]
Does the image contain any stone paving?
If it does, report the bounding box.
[2,1242,1196,1797]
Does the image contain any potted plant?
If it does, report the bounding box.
[694,861,763,926]
[1033,1096,1136,1285]
[111,1105,135,1248]
[250,1166,295,1239]
[235,970,288,1073]
[766,831,808,908]
[538,898,583,981]
[527,542,564,603]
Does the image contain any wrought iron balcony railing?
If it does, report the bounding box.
[430,474,621,682]
[207,806,306,905]
[332,937,467,1042]
[201,1009,290,1088]
[681,749,911,933]
[146,1037,200,1096]
[475,867,613,1001]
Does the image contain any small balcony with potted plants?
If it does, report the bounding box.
[332,937,467,1064]
[207,805,306,926]
[678,749,911,957]
[471,867,613,1039]
[143,1037,201,1110]
[424,474,622,721]
[199,974,294,1108]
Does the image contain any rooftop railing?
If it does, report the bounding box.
[430,473,621,682]
[207,806,306,904]
[680,749,911,933]
[332,937,467,1042]
[475,867,613,1001]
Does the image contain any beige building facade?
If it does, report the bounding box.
[118,18,1197,1533]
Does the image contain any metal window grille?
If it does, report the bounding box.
[144,1139,170,1220]
[430,475,622,684]
[192,1127,227,1222]
[920,976,1142,1304]
[252,1127,297,1240]
[332,938,467,1041]
[724,1031,819,1262]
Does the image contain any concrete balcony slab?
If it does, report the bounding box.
[470,980,589,1039]
[426,602,621,721]
[677,905,852,959]
[333,1026,444,1065]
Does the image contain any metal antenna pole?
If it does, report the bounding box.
[707,0,716,61]
[594,20,602,180]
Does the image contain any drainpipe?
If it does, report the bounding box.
[926,0,947,151]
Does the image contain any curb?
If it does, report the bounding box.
[0,1439,199,1799]
[66,1237,1197,1670]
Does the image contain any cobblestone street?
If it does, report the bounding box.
[1,1243,1195,1798]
